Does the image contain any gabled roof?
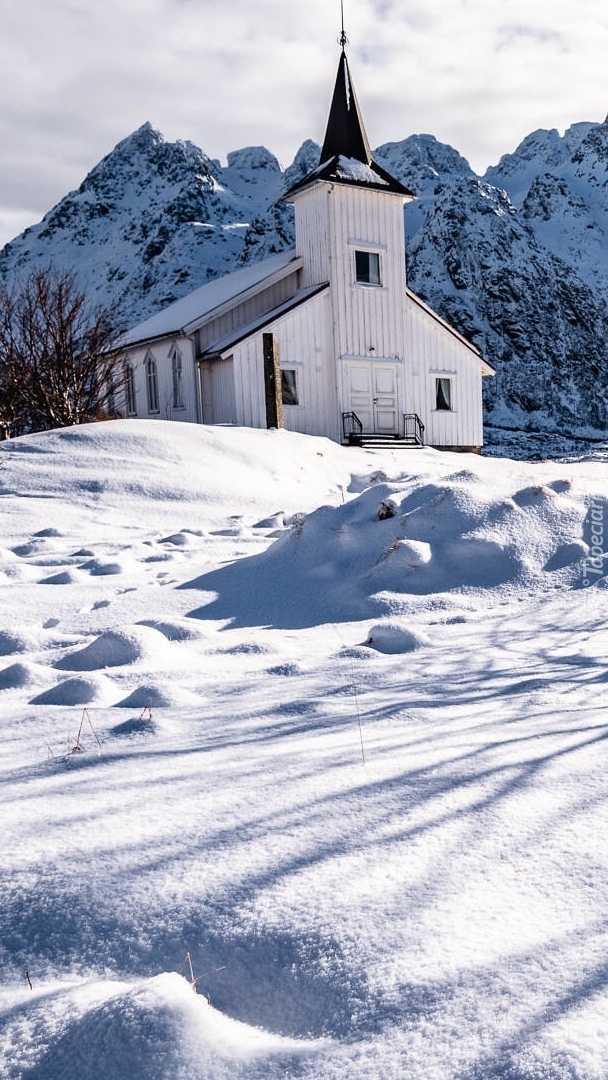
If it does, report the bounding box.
[284,50,415,201]
[122,251,302,347]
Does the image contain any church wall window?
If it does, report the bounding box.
[171,347,184,409]
[125,362,137,415]
[435,377,452,411]
[146,353,159,413]
[281,369,299,406]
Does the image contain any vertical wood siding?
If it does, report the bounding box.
[294,181,409,358]
[293,181,411,431]
[229,292,338,439]
[125,336,199,424]
[196,270,301,354]
[405,301,485,447]
[199,358,237,424]
[329,185,409,363]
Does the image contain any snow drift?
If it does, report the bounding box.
[1,420,608,1080]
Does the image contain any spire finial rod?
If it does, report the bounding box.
[339,0,348,48]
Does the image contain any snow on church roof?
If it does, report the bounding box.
[122,251,301,347]
[334,155,390,185]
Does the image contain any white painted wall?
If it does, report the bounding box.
[123,335,199,424]
[199,358,237,424]
[291,180,412,433]
[195,267,302,355]
[227,291,338,439]
[293,182,410,352]
[405,298,486,447]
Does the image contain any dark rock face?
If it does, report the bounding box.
[2,121,608,435]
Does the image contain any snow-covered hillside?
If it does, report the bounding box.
[1,420,608,1078]
[2,118,608,436]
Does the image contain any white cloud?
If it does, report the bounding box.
[1,0,607,247]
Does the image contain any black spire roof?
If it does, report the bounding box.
[283,48,414,200]
[320,49,371,165]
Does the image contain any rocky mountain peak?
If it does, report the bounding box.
[225,146,281,173]
[376,134,474,189]
[282,140,322,190]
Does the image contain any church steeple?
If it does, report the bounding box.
[283,37,414,200]
[319,49,372,166]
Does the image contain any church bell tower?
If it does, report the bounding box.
[283,36,415,434]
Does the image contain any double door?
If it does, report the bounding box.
[346,362,398,434]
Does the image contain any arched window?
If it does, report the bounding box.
[107,376,116,417]
[171,347,184,409]
[146,353,159,413]
[125,362,137,415]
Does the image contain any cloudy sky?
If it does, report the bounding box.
[1,0,607,248]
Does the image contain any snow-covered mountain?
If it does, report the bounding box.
[2,118,608,436]
[0,124,288,321]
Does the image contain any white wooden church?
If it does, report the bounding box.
[122,47,494,450]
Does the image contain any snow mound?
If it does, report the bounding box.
[0,661,46,690]
[219,641,272,656]
[266,662,302,676]
[113,683,200,708]
[40,569,85,585]
[184,472,590,627]
[0,420,354,527]
[0,545,19,565]
[512,483,562,507]
[30,674,115,706]
[365,620,432,653]
[12,537,63,557]
[55,627,168,671]
[80,557,131,576]
[3,974,324,1080]
[109,715,158,737]
[0,630,32,656]
[158,531,201,547]
[253,512,286,529]
[138,619,206,642]
[0,552,40,581]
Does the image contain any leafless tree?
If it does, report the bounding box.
[0,266,125,437]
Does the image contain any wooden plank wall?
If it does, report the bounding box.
[126,335,200,424]
[230,292,338,439]
[195,270,301,355]
[405,301,484,447]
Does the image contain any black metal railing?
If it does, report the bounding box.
[403,413,425,445]
[342,411,363,444]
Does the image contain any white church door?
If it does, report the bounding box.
[346,362,398,434]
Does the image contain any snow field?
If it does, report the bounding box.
[1,420,607,1079]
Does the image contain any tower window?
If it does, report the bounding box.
[355,250,381,286]
[435,377,452,411]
